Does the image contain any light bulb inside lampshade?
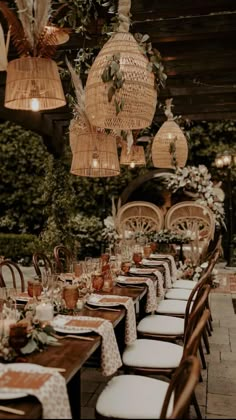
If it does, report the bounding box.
[167,132,172,140]
[130,161,136,168]
[92,151,99,168]
[30,98,40,112]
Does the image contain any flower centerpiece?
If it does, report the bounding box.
[177,259,208,282]
[101,215,120,250]
[148,229,194,245]
[165,165,225,228]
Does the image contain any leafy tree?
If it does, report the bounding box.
[0,121,50,234]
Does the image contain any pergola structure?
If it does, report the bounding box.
[0,0,236,155]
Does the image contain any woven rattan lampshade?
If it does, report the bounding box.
[152,119,188,168]
[70,120,120,177]
[4,57,66,111]
[120,143,146,167]
[85,31,157,130]
[152,99,188,168]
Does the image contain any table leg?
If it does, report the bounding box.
[67,370,81,420]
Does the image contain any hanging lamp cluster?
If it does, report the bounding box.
[0,0,68,112]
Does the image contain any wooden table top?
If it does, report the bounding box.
[0,284,147,419]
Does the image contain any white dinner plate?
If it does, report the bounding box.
[86,294,123,307]
[0,362,51,400]
[51,315,92,334]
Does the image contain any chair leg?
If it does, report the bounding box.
[202,327,210,354]
[206,319,212,336]
[199,341,207,369]
[191,391,202,419]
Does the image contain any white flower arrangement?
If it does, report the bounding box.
[101,216,120,246]
[166,165,225,228]
[177,259,208,282]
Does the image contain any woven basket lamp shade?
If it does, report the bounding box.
[120,143,146,167]
[4,57,66,111]
[152,119,188,168]
[85,32,157,130]
[70,121,120,177]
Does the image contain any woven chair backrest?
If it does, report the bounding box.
[116,201,164,237]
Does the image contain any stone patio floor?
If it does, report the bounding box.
[7,262,236,419]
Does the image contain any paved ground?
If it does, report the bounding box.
[3,262,236,418]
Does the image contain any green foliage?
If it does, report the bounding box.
[0,233,38,263]
[134,33,167,90]
[0,121,50,234]
[67,213,103,258]
[101,53,125,114]
[53,0,115,34]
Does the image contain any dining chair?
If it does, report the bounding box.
[121,306,210,419]
[0,260,25,292]
[53,245,74,273]
[32,252,54,279]
[95,356,201,419]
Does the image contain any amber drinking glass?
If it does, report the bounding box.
[132,252,143,266]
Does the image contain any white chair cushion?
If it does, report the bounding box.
[137,314,185,335]
[165,288,193,301]
[156,299,189,315]
[122,339,183,368]
[171,279,198,289]
[96,374,173,419]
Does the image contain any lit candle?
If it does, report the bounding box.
[36,302,54,322]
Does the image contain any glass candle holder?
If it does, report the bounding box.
[9,322,28,351]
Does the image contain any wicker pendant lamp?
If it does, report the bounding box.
[68,60,120,178]
[151,98,188,168]
[85,0,157,130]
[0,1,66,111]
[70,123,120,177]
[120,140,146,168]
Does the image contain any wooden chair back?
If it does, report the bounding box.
[183,309,210,361]
[183,246,220,332]
[0,260,25,292]
[183,286,211,349]
[160,355,201,419]
[53,245,74,273]
[32,252,53,279]
[116,201,164,238]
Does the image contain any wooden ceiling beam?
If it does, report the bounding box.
[130,0,236,19]
[131,13,236,43]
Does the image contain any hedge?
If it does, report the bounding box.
[0,233,38,265]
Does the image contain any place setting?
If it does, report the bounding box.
[0,362,72,419]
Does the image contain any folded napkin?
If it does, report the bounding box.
[0,364,71,419]
[141,260,172,289]
[52,315,122,376]
[88,294,137,344]
[149,254,178,281]
[117,276,157,313]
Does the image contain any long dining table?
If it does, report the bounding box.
[0,284,148,420]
